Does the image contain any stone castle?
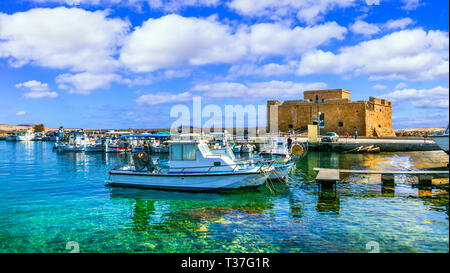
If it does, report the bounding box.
[267,89,395,137]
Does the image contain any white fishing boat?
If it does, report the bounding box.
[150,140,169,153]
[241,144,255,153]
[259,137,295,180]
[57,131,87,152]
[106,139,273,191]
[34,132,45,141]
[85,142,104,152]
[15,130,35,141]
[105,139,131,153]
[431,125,449,155]
[84,135,105,152]
[211,145,237,161]
[232,144,242,153]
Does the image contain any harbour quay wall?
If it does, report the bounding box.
[231,136,441,152]
[303,139,441,152]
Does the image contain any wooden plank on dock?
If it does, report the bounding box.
[313,168,448,176]
[316,169,340,182]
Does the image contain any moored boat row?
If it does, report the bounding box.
[106,134,305,192]
[107,139,276,191]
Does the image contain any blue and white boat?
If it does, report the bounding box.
[106,139,273,191]
[15,130,35,141]
[57,131,87,152]
[259,137,294,180]
[431,125,449,155]
[85,140,104,152]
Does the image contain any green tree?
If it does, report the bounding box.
[34,124,45,132]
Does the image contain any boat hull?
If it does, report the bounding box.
[151,146,168,153]
[132,146,147,153]
[15,136,34,141]
[58,145,85,152]
[85,146,104,152]
[105,146,129,153]
[431,136,449,154]
[106,171,266,191]
[267,162,294,180]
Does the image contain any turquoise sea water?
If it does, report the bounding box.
[0,141,448,253]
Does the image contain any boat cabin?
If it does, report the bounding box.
[265,137,288,154]
[68,131,87,146]
[167,140,239,173]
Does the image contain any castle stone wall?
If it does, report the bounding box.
[267,89,395,137]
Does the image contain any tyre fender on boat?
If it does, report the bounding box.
[133,152,155,172]
[291,144,304,157]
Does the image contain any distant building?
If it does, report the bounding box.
[267,89,395,137]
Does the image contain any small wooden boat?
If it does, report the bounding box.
[259,137,294,180]
[430,125,449,155]
[57,131,86,152]
[15,130,35,141]
[106,139,273,191]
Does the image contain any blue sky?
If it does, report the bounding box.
[0,0,448,129]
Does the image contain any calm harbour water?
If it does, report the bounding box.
[0,141,448,253]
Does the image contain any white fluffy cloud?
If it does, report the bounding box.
[381,86,449,109]
[16,111,27,116]
[395,82,407,89]
[247,81,327,98]
[401,0,421,10]
[120,14,346,72]
[350,20,380,35]
[228,0,356,24]
[191,80,327,99]
[226,61,299,79]
[191,82,248,98]
[350,18,414,36]
[120,14,247,72]
[298,28,449,81]
[392,113,448,128]
[0,7,129,73]
[385,18,414,30]
[56,72,124,94]
[371,84,387,90]
[136,80,327,105]
[15,80,58,98]
[136,91,193,105]
[27,0,220,11]
[248,21,346,56]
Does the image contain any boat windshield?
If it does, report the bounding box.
[170,143,197,161]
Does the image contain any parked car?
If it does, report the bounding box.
[322,132,339,142]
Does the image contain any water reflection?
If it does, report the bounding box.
[109,183,289,234]
[317,189,340,214]
[1,142,447,253]
[381,185,395,197]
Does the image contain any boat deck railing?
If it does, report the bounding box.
[151,159,276,175]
